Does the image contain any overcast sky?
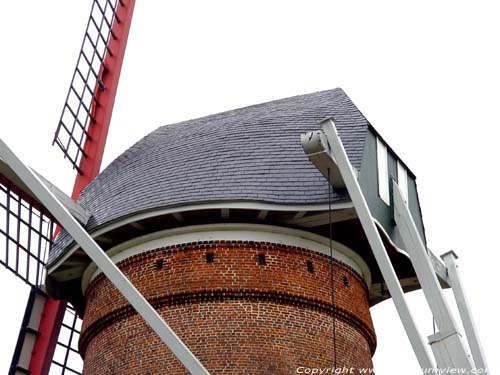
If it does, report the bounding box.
[1,1,499,374]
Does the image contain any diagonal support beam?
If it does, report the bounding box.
[393,181,458,332]
[0,138,211,375]
[0,158,90,225]
[393,180,474,371]
[441,251,489,374]
[317,117,436,372]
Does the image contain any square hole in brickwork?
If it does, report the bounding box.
[257,253,266,265]
[206,252,214,263]
[343,275,350,287]
[306,260,314,273]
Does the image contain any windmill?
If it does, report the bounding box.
[0,0,492,375]
[1,0,135,373]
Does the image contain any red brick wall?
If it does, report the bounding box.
[81,240,376,374]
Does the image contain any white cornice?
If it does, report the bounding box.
[48,200,353,273]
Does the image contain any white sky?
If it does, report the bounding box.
[1,1,499,374]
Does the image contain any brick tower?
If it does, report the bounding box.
[46,88,427,374]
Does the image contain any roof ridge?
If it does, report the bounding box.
[157,88,346,131]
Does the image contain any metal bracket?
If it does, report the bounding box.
[301,130,346,188]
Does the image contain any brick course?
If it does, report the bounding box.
[81,240,376,374]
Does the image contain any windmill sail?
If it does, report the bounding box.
[1,0,135,372]
[5,0,137,373]
[53,0,124,174]
[0,161,89,288]
[0,167,84,374]
[48,305,82,375]
[0,179,54,287]
[8,288,83,375]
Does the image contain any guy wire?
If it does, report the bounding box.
[328,168,338,369]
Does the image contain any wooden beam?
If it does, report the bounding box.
[292,211,307,220]
[283,208,357,227]
[221,208,230,219]
[129,221,146,231]
[172,212,184,223]
[257,210,268,220]
[96,235,114,244]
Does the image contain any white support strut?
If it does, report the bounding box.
[318,118,436,372]
[393,180,474,372]
[0,138,211,375]
[441,251,489,374]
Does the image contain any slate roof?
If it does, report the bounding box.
[48,88,370,266]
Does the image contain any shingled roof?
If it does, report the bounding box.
[48,88,370,266]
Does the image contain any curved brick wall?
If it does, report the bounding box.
[81,240,376,374]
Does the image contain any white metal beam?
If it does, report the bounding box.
[318,118,436,371]
[0,137,211,375]
[33,170,91,225]
[393,181,460,332]
[429,250,450,288]
[441,251,489,374]
[393,180,474,371]
[0,157,90,225]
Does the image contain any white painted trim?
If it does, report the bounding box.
[397,160,409,203]
[48,200,354,273]
[376,137,390,206]
[81,223,371,293]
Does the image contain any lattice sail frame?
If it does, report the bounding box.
[53,0,122,173]
[3,0,134,372]
[49,305,83,375]
[0,177,83,374]
[0,179,54,287]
